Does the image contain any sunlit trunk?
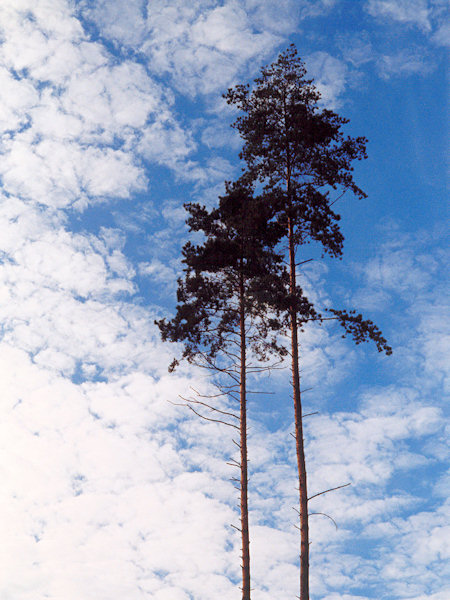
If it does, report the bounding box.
[288,213,309,600]
[239,268,251,600]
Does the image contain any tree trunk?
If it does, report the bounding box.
[239,269,251,600]
[288,214,309,600]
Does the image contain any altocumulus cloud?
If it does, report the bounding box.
[0,1,448,599]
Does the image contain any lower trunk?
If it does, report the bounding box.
[288,216,309,600]
[239,272,251,600]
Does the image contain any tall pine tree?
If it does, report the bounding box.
[225,45,391,600]
[156,176,316,600]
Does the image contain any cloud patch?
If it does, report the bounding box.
[366,0,432,32]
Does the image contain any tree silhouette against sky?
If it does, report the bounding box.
[157,176,316,599]
[225,45,391,600]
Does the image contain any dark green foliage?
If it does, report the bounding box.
[225,44,391,600]
[328,309,393,355]
[156,175,318,600]
[158,45,391,600]
[156,176,317,369]
[225,44,390,356]
[225,44,367,257]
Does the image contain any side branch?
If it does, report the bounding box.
[309,512,338,530]
[177,396,239,420]
[308,483,351,502]
[169,399,240,430]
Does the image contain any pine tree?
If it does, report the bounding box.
[225,45,391,599]
[156,176,316,600]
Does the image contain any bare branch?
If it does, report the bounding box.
[190,386,228,399]
[177,402,240,429]
[309,512,338,530]
[308,483,351,502]
[179,396,239,420]
[295,258,314,267]
[329,188,347,206]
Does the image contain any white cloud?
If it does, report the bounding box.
[366,0,432,32]
[80,0,148,47]
[0,344,244,599]
[377,46,435,78]
[306,387,442,492]
[191,3,269,56]
[0,1,447,598]
[434,469,450,498]
[408,593,450,600]
[138,119,197,172]
[306,51,349,107]
[352,230,450,391]
[244,0,302,34]
[200,118,241,150]
[1,137,147,207]
[299,388,447,597]
[361,242,439,297]
[0,67,38,134]
[413,299,450,391]
[0,196,447,596]
[81,0,280,96]
[432,20,450,46]
[0,188,245,597]
[138,258,179,293]
[372,505,450,596]
[0,193,174,380]
[0,0,207,206]
[322,595,371,600]
[297,0,338,20]
[336,32,375,68]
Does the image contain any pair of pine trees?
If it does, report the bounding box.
[157,46,391,600]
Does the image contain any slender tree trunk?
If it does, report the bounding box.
[283,91,309,597]
[239,269,251,600]
[288,214,309,600]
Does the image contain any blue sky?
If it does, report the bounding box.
[0,1,448,599]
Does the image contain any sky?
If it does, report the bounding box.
[0,1,448,599]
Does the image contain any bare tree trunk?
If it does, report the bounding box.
[239,269,251,600]
[288,214,309,600]
[283,91,309,596]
